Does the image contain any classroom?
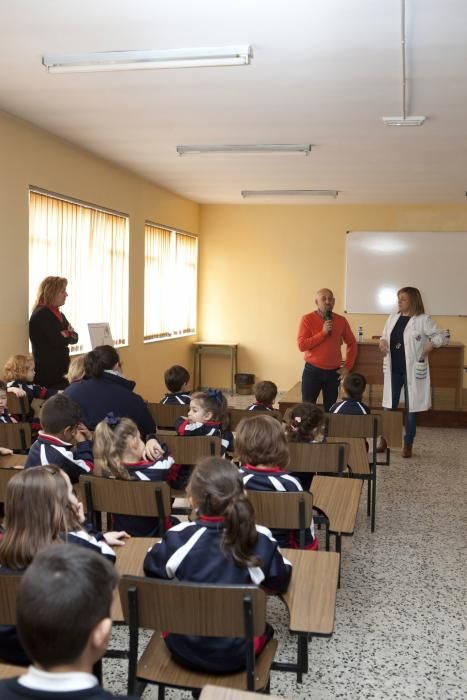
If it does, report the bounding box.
[0,2,465,699]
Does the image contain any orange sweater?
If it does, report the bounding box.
[297,311,357,370]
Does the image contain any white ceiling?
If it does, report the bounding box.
[1,0,467,204]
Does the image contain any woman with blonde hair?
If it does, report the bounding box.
[379,286,447,457]
[29,276,78,390]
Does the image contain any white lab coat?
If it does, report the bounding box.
[381,313,447,413]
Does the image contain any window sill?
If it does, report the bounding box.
[144,333,196,345]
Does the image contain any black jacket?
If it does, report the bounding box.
[29,306,77,389]
[64,373,155,437]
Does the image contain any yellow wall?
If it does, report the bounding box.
[0,110,200,400]
[198,204,467,390]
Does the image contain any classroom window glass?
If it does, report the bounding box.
[29,190,129,352]
[144,223,198,341]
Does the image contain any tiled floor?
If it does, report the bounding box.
[105,412,466,699]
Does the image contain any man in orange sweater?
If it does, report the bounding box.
[297,288,357,410]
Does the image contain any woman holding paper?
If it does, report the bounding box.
[379,286,446,458]
[29,276,78,391]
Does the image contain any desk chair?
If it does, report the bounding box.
[287,441,348,476]
[6,394,30,423]
[0,468,22,503]
[79,475,172,535]
[160,434,222,505]
[246,490,314,550]
[228,408,283,431]
[0,574,28,678]
[324,413,380,532]
[0,424,32,453]
[147,403,187,430]
[119,576,277,698]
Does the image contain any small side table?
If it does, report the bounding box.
[193,342,238,396]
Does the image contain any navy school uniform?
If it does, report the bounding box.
[0,411,17,424]
[110,454,179,537]
[329,398,371,415]
[143,517,292,673]
[0,525,115,667]
[160,392,191,405]
[25,432,93,484]
[246,402,274,411]
[0,678,133,699]
[175,418,234,454]
[240,466,316,550]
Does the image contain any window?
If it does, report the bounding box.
[144,223,198,341]
[29,189,129,352]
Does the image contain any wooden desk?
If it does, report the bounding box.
[113,538,339,683]
[112,537,157,621]
[326,437,370,475]
[193,342,238,396]
[353,340,465,409]
[311,476,363,536]
[279,382,402,447]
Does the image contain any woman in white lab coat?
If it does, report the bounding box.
[379,287,447,458]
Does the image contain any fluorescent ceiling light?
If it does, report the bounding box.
[42,46,252,73]
[382,117,426,127]
[177,144,312,156]
[241,189,339,198]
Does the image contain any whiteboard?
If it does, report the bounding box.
[345,231,467,315]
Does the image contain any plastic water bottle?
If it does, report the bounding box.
[358,326,364,343]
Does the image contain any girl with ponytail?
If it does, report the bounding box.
[144,457,292,674]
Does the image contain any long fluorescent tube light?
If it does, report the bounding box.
[382,116,426,127]
[241,189,339,198]
[177,144,312,156]
[42,46,253,74]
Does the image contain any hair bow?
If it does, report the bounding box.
[207,388,224,405]
[105,412,121,428]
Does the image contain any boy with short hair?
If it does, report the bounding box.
[247,380,278,411]
[25,394,93,482]
[0,544,133,699]
[160,365,191,405]
[329,372,371,415]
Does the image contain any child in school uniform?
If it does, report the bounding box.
[284,402,325,490]
[175,390,234,455]
[93,414,178,537]
[160,365,191,405]
[247,380,278,411]
[144,457,291,674]
[0,466,128,666]
[3,354,51,428]
[171,390,234,490]
[65,354,86,384]
[236,414,317,550]
[25,393,94,483]
[0,544,133,699]
[0,381,18,424]
[329,372,371,415]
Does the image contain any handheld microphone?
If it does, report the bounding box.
[324,309,332,335]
